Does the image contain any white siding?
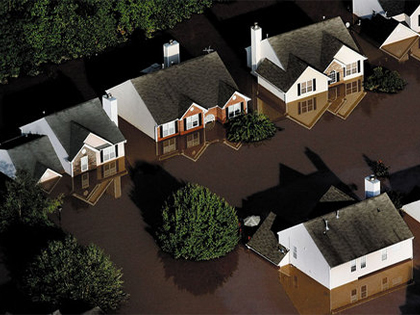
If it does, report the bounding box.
[330,239,413,289]
[286,67,329,103]
[381,23,419,47]
[107,81,157,140]
[20,118,71,174]
[352,0,385,18]
[261,39,283,69]
[257,76,286,101]
[393,13,407,22]
[278,224,330,288]
[409,6,420,32]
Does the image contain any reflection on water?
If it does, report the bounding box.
[157,121,241,162]
[257,77,366,129]
[280,260,413,314]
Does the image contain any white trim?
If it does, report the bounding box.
[180,103,207,120]
[83,132,112,147]
[220,91,251,109]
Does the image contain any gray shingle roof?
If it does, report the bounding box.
[258,17,360,91]
[6,135,64,180]
[130,52,239,125]
[304,193,413,267]
[379,0,420,16]
[44,98,126,161]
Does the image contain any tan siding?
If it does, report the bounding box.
[73,146,97,177]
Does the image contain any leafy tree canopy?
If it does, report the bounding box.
[22,235,127,312]
[364,66,406,93]
[0,169,63,232]
[226,112,277,143]
[0,0,214,82]
[156,183,239,261]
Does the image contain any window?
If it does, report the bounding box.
[228,103,243,118]
[346,62,358,76]
[81,173,89,189]
[103,161,117,178]
[351,259,356,272]
[298,98,316,114]
[346,81,359,94]
[163,137,177,154]
[292,246,297,259]
[301,80,313,94]
[162,121,176,137]
[186,114,200,130]
[382,249,388,261]
[350,289,358,303]
[361,256,366,269]
[329,71,336,84]
[360,285,368,299]
[81,156,88,172]
[186,132,200,148]
[102,145,116,162]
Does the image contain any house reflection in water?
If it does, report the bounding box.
[156,122,241,162]
[72,157,128,206]
[280,260,413,314]
[257,77,366,129]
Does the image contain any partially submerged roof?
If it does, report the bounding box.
[3,135,63,180]
[130,52,239,125]
[304,193,414,268]
[266,17,359,73]
[44,98,126,160]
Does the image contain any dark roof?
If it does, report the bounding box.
[130,52,239,125]
[304,193,414,267]
[361,14,400,45]
[44,98,125,160]
[246,212,288,265]
[6,135,64,180]
[319,186,355,203]
[258,17,360,91]
[379,0,420,16]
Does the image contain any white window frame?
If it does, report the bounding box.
[301,80,313,94]
[329,71,336,84]
[102,145,116,162]
[81,156,88,172]
[350,288,358,303]
[351,259,356,272]
[360,285,368,299]
[228,103,242,118]
[346,62,358,76]
[163,137,177,154]
[292,246,297,259]
[162,121,176,137]
[382,249,388,261]
[186,114,200,130]
[361,256,366,269]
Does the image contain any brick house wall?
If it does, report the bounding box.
[73,146,97,177]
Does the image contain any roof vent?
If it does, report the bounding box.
[253,22,259,29]
[324,219,329,231]
[336,210,340,219]
[377,208,381,212]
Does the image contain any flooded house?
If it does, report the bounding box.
[246,17,367,129]
[107,40,251,143]
[0,97,128,205]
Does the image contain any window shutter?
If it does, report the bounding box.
[357,60,361,73]
[297,83,301,96]
[298,103,301,115]
[100,150,104,163]
[115,144,118,158]
[160,126,163,139]
[343,67,346,77]
[226,107,229,119]
[314,98,317,110]
[313,79,316,91]
[184,118,187,131]
[198,113,202,126]
[337,72,340,82]
[175,121,178,133]
[241,102,244,113]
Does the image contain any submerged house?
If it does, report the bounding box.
[246,17,367,128]
[1,97,128,205]
[107,41,250,142]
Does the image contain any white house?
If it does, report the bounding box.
[107,42,250,143]
[246,17,367,105]
[276,193,413,289]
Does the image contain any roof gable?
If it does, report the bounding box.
[129,52,240,125]
[304,193,413,267]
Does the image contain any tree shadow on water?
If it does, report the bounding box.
[400,267,420,314]
[129,161,184,236]
[158,247,239,296]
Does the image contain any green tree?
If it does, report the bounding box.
[0,169,63,232]
[226,112,277,143]
[364,66,406,93]
[156,183,239,261]
[22,235,127,312]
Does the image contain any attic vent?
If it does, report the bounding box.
[324,219,329,231]
[336,210,340,219]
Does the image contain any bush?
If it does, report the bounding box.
[364,66,406,93]
[22,235,127,312]
[156,183,239,260]
[226,112,277,143]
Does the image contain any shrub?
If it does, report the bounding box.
[226,112,277,143]
[156,183,239,260]
[364,66,406,93]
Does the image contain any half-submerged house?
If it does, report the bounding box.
[246,17,367,128]
[107,41,250,142]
